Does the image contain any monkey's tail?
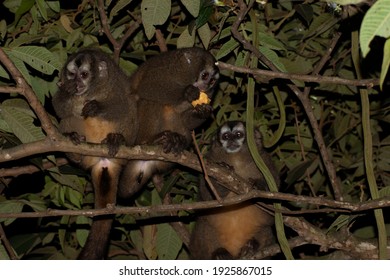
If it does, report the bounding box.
[78,163,120,259]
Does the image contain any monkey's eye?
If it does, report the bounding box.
[67,72,76,79]
[221,133,232,141]
[80,71,89,80]
[201,71,210,81]
[235,131,244,139]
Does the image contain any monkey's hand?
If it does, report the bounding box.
[184,85,202,102]
[154,131,187,154]
[63,132,86,145]
[193,104,213,119]
[102,133,125,157]
[81,100,101,118]
[217,161,234,171]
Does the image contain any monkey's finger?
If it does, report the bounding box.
[103,133,125,157]
[64,132,85,145]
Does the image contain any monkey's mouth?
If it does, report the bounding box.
[225,143,242,153]
[75,85,87,95]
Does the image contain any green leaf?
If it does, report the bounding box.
[0,201,24,225]
[180,0,200,17]
[195,0,213,29]
[198,23,211,49]
[177,26,195,48]
[35,0,48,21]
[76,216,90,247]
[360,0,390,57]
[143,224,157,259]
[141,0,171,40]
[0,99,45,143]
[156,223,182,260]
[110,0,133,20]
[329,0,371,5]
[0,243,11,260]
[130,229,144,252]
[216,38,239,60]
[0,20,7,40]
[380,37,390,89]
[8,46,61,75]
[6,53,32,85]
[327,214,353,233]
[46,0,60,13]
[4,0,35,25]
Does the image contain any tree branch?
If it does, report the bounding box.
[217,62,378,88]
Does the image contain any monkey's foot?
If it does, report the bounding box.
[154,131,187,154]
[212,248,235,260]
[239,238,260,259]
[81,100,101,118]
[63,132,85,145]
[103,133,125,157]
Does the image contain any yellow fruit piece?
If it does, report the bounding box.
[191,91,211,107]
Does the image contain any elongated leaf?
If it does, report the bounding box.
[0,201,24,225]
[156,223,182,260]
[0,243,10,260]
[259,46,287,72]
[0,99,45,143]
[216,38,239,60]
[177,26,195,48]
[110,0,133,20]
[6,53,32,85]
[76,216,90,247]
[8,46,61,75]
[198,22,211,49]
[360,0,390,57]
[380,37,390,89]
[0,64,10,79]
[141,0,171,39]
[180,0,200,17]
[36,0,48,21]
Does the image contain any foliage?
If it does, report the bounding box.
[0,0,389,260]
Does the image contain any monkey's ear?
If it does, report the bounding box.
[98,61,108,77]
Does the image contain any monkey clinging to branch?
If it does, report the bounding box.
[52,48,138,259]
[190,121,279,259]
[118,47,220,198]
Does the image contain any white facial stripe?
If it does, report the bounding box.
[232,122,245,134]
[220,125,232,136]
[79,62,91,72]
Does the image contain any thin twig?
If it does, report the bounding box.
[191,131,222,202]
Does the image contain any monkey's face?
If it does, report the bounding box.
[64,58,93,96]
[193,65,219,93]
[218,121,246,154]
[62,52,108,96]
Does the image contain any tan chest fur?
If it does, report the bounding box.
[207,193,266,257]
[83,117,116,143]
